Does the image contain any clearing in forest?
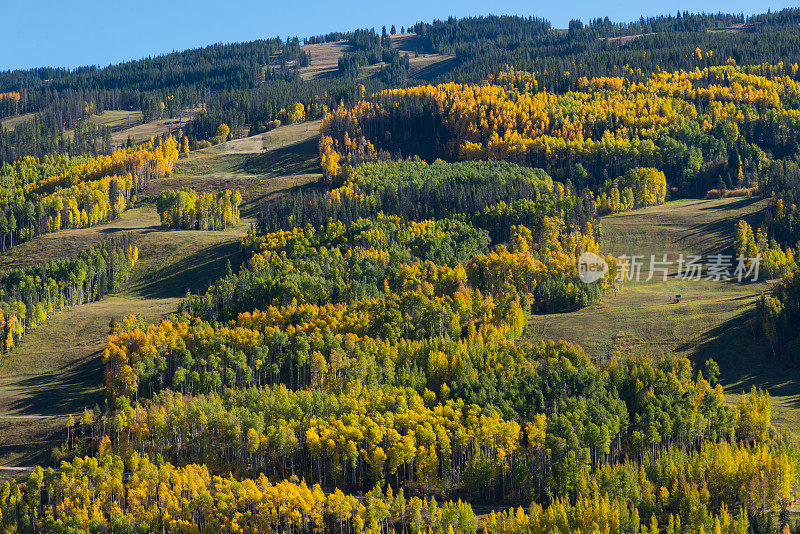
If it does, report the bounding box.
[528,197,800,438]
[298,34,455,80]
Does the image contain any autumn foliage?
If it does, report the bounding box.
[156,188,242,230]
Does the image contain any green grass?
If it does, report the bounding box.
[0,418,65,483]
[0,113,38,132]
[86,110,142,130]
[0,295,179,480]
[169,120,322,216]
[599,196,769,261]
[529,279,766,360]
[121,214,250,299]
[527,196,800,439]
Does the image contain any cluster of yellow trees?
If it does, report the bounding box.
[0,92,21,104]
[25,135,179,196]
[735,220,797,278]
[37,175,133,235]
[466,221,618,311]
[319,63,800,198]
[0,452,479,534]
[0,136,179,248]
[156,188,242,230]
[596,167,668,214]
[486,497,747,534]
[0,310,24,354]
[3,436,791,533]
[0,239,138,357]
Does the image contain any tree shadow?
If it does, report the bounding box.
[411,57,459,82]
[669,203,768,255]
[240,138,321,176]
[0,422,65,470]
[128,239,244,299]
[696,197,763,212]
[240,179,325,219]
[683,305,800,407]
[5,352,105,416]
[97,223,160,234]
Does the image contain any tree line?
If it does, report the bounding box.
[0,235,138,357]
[7,9,800,166]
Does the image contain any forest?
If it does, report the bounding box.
[10,150,784,532]
[0,136,178,249]
[2,7,800,534]
[320,63,800,198]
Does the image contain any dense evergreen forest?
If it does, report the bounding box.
[4,8,800,534]
[3,9,800,162]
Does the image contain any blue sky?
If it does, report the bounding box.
[0,0,796,71]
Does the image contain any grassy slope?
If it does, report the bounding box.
[0,121,322,478]
[528,197,800,438]
[298,34,454,81]
[1,109,198,152]
[106,110,199,147]
[0,113,38,132]
[167,120,322,216]
[59,108,202,148]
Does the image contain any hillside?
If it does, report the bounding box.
[4,7,800,533]
[299,33,455,80]
[0,120,321,482]
[528,198,800,438]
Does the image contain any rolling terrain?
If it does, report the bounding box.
[528,197,800,438]
[1,120,793,484]
[0,121,322,481]
[2,121,795,481]
[4,8,800,531]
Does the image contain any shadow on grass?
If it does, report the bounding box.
[128,239,244,299]
[411,57,459,82]
[5,352,104,416]
[241,179,325,219]
[241,138,321,176]
[684,305,800,407]
[696,197,762,212]
[97,223,160,235]
[0,422,65,469]
[672,202,768,255]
